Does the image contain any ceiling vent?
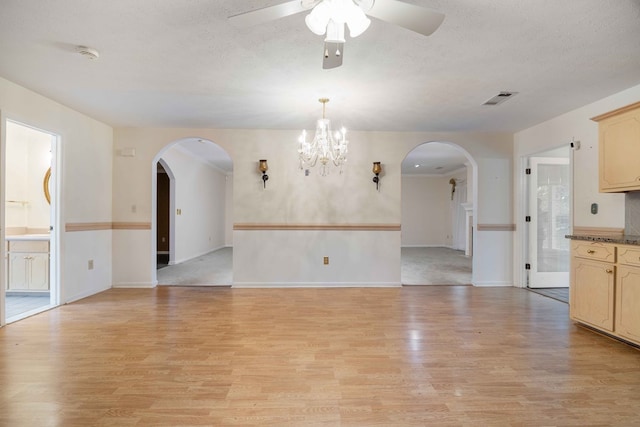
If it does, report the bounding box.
[483,91,518,106]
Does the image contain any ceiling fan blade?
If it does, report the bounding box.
[228,0,313,28]
[322,42,344,69]
[366,0,445,36]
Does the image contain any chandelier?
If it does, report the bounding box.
[298,98,349,176]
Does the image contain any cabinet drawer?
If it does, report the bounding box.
[572,242,616,262]
[8,240,49,253]
[617,245,640,267]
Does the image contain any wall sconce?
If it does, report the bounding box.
[259,159,269,188]
[372,162,382,191]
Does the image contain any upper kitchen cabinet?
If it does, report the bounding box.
[592,101,640,192]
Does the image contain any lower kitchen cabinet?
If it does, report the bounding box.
[570,240,640,347]
[571,256,615,332]
[615,265,640,343]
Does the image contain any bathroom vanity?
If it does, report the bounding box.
[5,235,50,292]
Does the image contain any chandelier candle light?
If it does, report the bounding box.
[298,98,348,176]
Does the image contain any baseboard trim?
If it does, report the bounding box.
[234,224,401,231]
[63,286,111,304]
[401,245,453,248]
[171,246,227,265]
[232,282,402,288]
[472,281,513,287]
[112,282,157,288]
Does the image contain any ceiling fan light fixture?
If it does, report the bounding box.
[305,1,331,35]
[307,0,371,39]
[344,1,370,37]
[325,19,346,43]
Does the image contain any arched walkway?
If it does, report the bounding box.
[400,141,478,285]
[150,138,233,286]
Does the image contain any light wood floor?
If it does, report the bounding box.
[1,286,639,426]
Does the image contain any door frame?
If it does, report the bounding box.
[0,117,61,325]
[516,143,573,289]
[527,156,571,288]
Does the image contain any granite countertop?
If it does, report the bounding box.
[565,234,640,246]
[6,234,51,241]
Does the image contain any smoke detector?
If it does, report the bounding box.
[76,45,100,60]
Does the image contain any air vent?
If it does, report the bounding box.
[483,91,518,106]
[76,45,100,60]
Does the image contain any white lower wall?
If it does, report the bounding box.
[472,230,514,287]
[112,230,154,288]
[233,230,401,287]
[62,230,112,302]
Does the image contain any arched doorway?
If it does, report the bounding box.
[401,141,478,285]
[151,138,233,286]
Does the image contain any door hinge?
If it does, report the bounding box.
[525,263,531,270]
[525,168,531,175]
[525,216,531,222]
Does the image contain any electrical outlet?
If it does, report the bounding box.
[323,256,329,265]
[88,259,94,270]
[131,204,137,213]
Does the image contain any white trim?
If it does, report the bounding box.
[171,245,227,265]
[157,283,230,287]
[64,286,111,304]
[232,282,402,288]
[401,244,454,248]
[472,281,513,287]
[112,282,157,288]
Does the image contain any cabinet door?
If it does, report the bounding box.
[615,266,640,344]
[571,258,615,331]
[28,253,50,290]
[8,253,30,290]
[599,109,640,192]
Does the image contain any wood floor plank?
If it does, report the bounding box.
[1,286,639,426]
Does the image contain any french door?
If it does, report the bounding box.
[527,157,570,288]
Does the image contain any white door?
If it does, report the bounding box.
[528,157,570,288]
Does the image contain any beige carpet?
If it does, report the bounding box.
[156,247,232,286]
[401,247,472,285]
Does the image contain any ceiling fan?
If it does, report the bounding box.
[229,0,444,69]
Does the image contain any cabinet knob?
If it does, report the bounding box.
[606,268,613,274]
[587,249,595,254]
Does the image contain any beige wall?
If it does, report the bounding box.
[513,82,640,286]
[401,175,451,247]
[113,128,514,287]
[0,76,113,309]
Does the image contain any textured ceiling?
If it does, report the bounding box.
[1,0,640,171]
